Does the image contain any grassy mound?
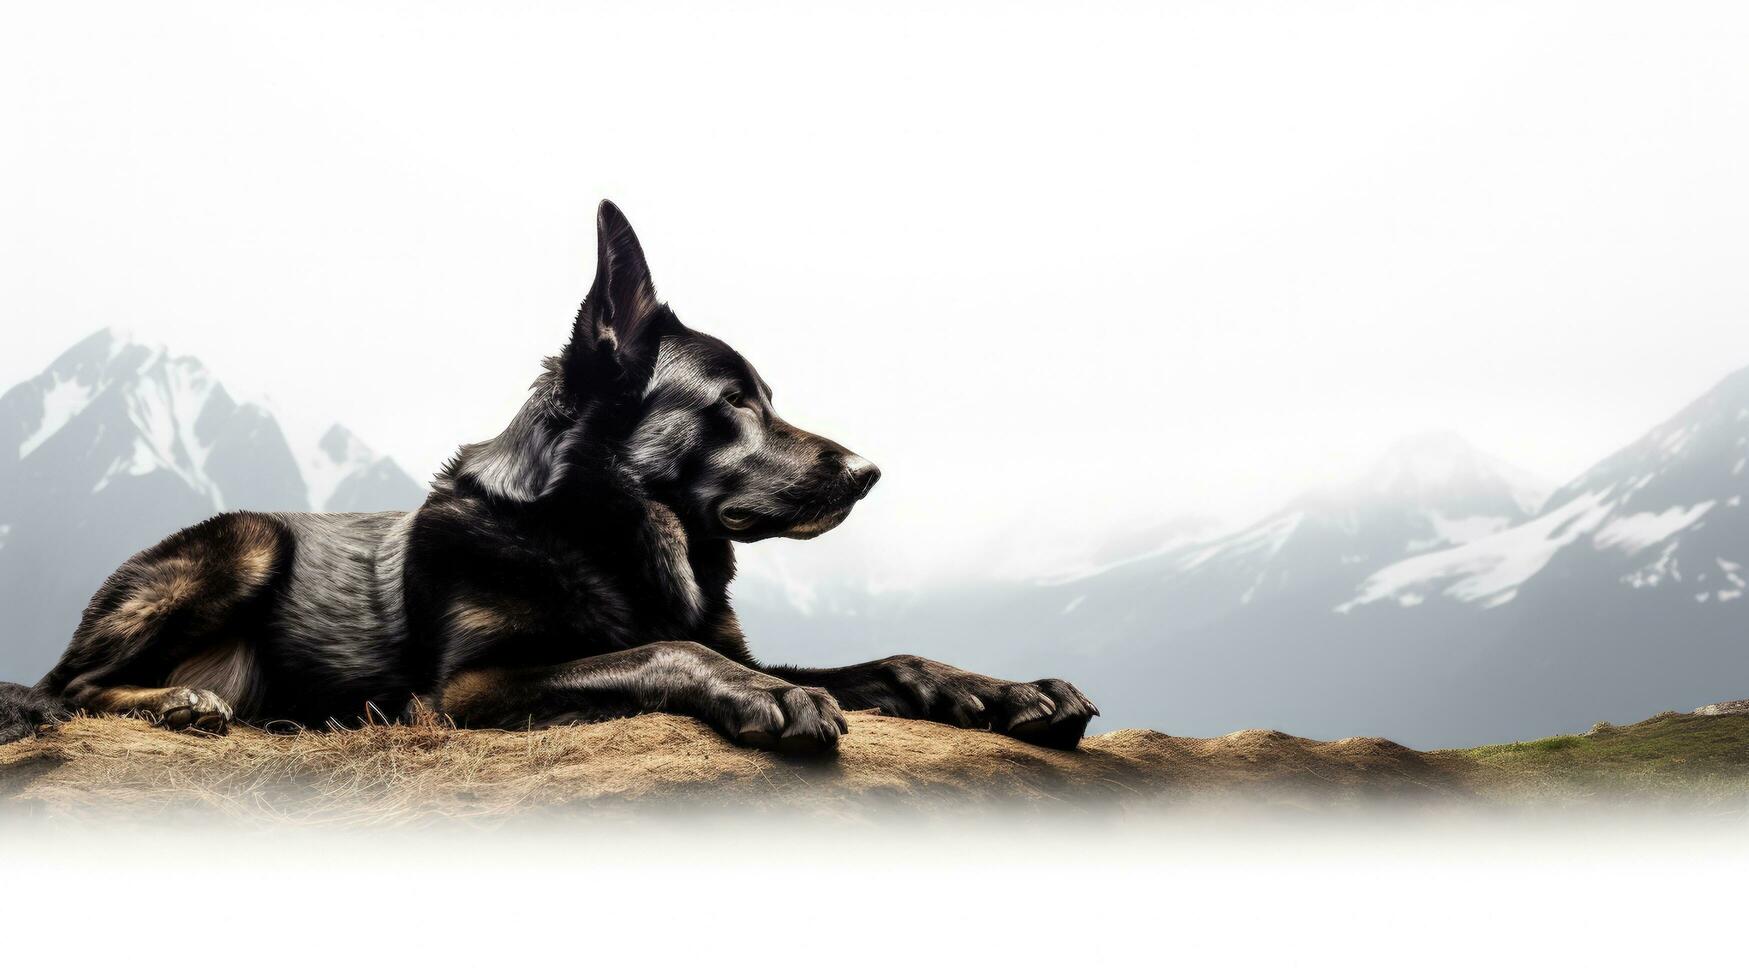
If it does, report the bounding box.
[1452,710,1749,802]
[2,706,1745,825]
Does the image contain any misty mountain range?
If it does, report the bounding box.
[3,330,1745,747]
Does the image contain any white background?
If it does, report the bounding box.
[3,815,1742,975]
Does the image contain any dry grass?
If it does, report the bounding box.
[3,707,1745,826]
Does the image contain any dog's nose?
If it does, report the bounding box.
[843,455,881,497]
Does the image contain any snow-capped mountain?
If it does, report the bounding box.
[0,330,426,680]
[0,328,307,515]
[302,423,428,512]
[1046,430,1550,624]
[1344,369,1749,611]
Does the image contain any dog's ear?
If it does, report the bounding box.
[569,200,660,383]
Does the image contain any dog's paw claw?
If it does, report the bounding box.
[1007,678,1096,750]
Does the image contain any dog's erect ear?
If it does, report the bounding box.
[570,200,660,375]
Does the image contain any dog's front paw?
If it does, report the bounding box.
[1003,677,1099,750]
[720,680,847,755]
[875,656,1098,749]
[144,687,233,734]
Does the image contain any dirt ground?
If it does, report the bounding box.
[2,706,1744,826]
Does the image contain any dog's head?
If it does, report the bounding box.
[555,201,879,542]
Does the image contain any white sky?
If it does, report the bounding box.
[6,1,1749,585]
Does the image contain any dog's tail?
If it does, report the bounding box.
[0,681,68,746]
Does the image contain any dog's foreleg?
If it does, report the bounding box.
[768,656,1098,750]
[439,642,846,753]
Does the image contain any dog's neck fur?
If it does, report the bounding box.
[441,362,730,629]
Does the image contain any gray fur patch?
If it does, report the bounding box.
[266,511,413,691]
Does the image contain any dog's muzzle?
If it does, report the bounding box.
[719,454,880,539]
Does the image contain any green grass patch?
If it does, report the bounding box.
[1447,712,1749,800]
[1469,734,1587,758]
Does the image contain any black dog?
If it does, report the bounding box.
[0,202,1096,753]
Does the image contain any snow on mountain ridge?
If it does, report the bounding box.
[10,328,130,461]
[303,424,379,510]
[91,348,234,506]
[1183,431,1545,574]
[18,373,99,459]
[1546,364,1749,513]
[1338,490,1615,611]
[6,329,249,508]
[4,328,425,514]
[308,424,427,512]
[998,431,1558,619]
[1343,365,1749,612]
[1594,501,1716,555]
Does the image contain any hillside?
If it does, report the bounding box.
[3,704,1745,826]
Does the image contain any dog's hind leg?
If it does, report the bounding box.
[438,641,847,754]
[43,512,286,734]
[77,685,235,733]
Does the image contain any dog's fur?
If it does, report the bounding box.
[0,202,1096,753]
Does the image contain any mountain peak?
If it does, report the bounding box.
[316,423,366,464]
[1360,430,1549,515]
[1545,361,1749,516]
[304,422,424,511]
[1274,432,1546,525]
[1369,430,1484,488]
[1347,365,1749,614]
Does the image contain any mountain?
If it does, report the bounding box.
[0,330,426,680]
[1344,371,1749,611]
[1057,430,1550,627]
[303,424,428,512]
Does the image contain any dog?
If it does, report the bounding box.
[0,202,1097,754]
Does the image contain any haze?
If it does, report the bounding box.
[6,1,1749,586]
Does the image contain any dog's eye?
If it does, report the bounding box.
[721,390,749,410]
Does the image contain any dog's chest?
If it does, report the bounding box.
[639,501,705,626]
